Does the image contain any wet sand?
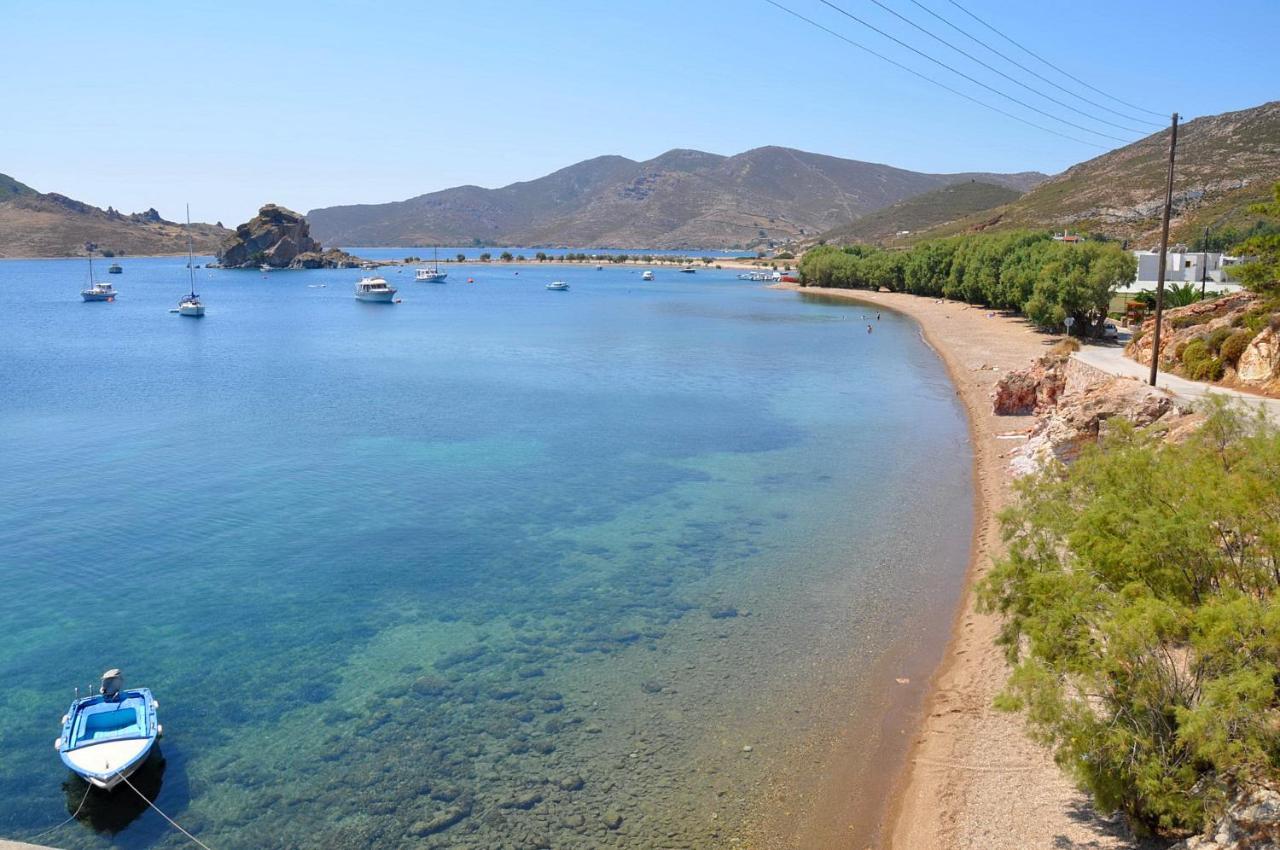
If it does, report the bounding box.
[774,286,1145,850]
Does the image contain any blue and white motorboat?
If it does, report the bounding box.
[56,670,161,790]
[545,281,569,291]
[415,246,447,282]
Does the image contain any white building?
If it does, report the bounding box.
[1120,249,1245,295]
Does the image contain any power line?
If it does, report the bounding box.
[856,0,1149,135]
[944,0,1167,119]
[905,0,1163,128]
[762,0,1107,148]
[814,0,1132,143]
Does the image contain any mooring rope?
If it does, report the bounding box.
[116,770,216,850]
[25,782,92,843]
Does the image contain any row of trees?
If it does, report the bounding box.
[798,231,1136,336]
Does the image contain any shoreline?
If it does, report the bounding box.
[777,286,1140,850]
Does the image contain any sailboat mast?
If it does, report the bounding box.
[186,204,196,296]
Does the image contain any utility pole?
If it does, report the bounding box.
[1148,113,1180,387]
[1200,226,1210,300]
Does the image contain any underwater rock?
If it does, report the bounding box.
[411,676,450,697]
[602,810,624,830]
[709,606,739,619]
[556,774,585,791]
[499,790,543,810]
[640,679,664,694]
[409,798,473,836]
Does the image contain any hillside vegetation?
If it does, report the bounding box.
[817,181,1022,245]
[306,147,1044,250]
[919,101,1280,246]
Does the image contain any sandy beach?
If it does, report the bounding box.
[780,285,1147,850]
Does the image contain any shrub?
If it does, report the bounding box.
[1220,329,1257,365]
[1132,328,1146,346]
[1189,356,1225,381]
[980,401,1280,834]
[1050,337,1082,355]
[1181,338,1210,371]
[1206,326,1233,354]
[1171,313,1211,330]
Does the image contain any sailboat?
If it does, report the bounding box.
[415,246,447,283]
[177,205,204,317]
[80,254,118,302]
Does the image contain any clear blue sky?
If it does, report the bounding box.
[2,0,1276,225]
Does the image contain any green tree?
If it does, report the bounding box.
[499,251,514,262]
[980,400,1280,835]
[456,253,466,263]
[1235,182,1280,293]
[479,252,492,262]
[1024,242,1134,336]
[535,252,548,262]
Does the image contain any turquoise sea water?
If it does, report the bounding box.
[0,258,971,849]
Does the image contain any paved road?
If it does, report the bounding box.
[1073,344,1280,420]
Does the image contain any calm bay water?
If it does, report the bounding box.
[0,257,971,849]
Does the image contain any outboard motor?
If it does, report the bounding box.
[100,669,124,699]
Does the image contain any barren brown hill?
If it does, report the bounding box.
[305,147,1045,249]
[817,181,1024,246]
[922,101,1280,245]
[0,173,229,258]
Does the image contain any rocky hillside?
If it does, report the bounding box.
[928,100,1280,245]
[217,204,362,269]
[0,172,229,257]
[306,147,1045,249]
[1126,290,1280,394]
[817,180,1023,245]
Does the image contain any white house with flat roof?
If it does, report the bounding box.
[1118,249,1245,295]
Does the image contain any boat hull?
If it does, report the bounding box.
[59,688,159,791]
[415,272,447,283]
[81,292,116,302]
[355,290,397,302]
[178,303,204,317]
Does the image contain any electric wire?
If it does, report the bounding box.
[901,0,1162,129]
[763,0,1106,148]
[814,0,1132,142]
[944,0,1168,118]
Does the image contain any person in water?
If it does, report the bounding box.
[867,324,873,334]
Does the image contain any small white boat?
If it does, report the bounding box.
[57,670,161,791]
[360,261,377,271]
[641,270,654,281]
[679,266,697,273]
[356,276,397,302]
[107,263,123,274]
[546,281,569,291]
[259,263,272,273]
[178,206,204,316]
[416,247,447,282]
[81,255,118,301]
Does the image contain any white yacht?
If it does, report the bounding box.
[360,261,377,271]
[415,247,447,282]
[178,206,204,317]
[641,270,654,281]
[546,280,569,291]
[355,276,397,302]
[81,255,118,301]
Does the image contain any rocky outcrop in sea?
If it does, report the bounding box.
[218,203,363,269]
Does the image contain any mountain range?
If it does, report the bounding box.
[913,100,1280,246]
[304,147,1046,249]
[0,174,228,258]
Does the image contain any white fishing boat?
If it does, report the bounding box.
[416,246,447,282]
[178,206,204,317]
[81,255,118,301]
[360,261,377,271]
[355,276,397,302]
[56,670,161,791]
[641,270,654,281]
[546,281,569,291]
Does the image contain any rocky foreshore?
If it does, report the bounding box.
[217,203,363,269]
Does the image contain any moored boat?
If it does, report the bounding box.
[641,270,654,281]
[107,263,123,274]
[679,266,697,273]
[81,255,118,301]
[56,669,161,791]
[416,246,447,282]
[546,281,569,291]
[356,276,397,302]
[178,206,204,317]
